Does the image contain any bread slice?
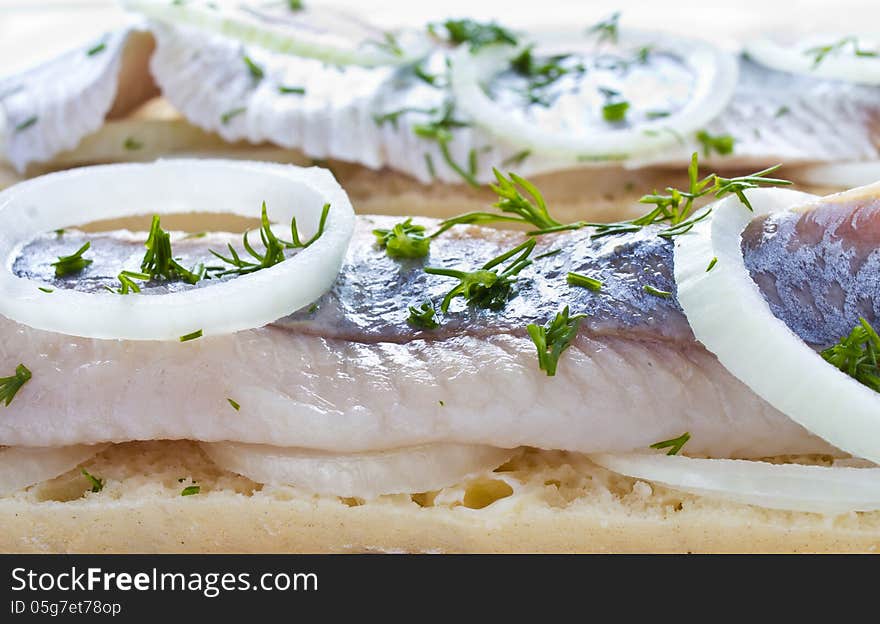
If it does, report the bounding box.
[1,441,877,553]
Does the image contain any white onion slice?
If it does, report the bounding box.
[121,0,429,67]
[0,159,354,341]
[745,37,880,86]
[0,444,107,496]
[674,185,880,463]
[797,161,880,189]
[201,442,516,499]
[590,453,880,514]
[450,31,738,160]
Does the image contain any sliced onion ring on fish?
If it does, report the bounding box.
[450,31,738,160]
[0,444,108,496]
[674,185,880,463]
[796,161,880,189]
[121,0,429,67]
[201,442,516,499]
[0,159,354,341]
[745,37,880,86]
[590,452,880,514]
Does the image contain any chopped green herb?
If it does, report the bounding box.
[413,63,442,87]
[373,106,439,130]
[431,18,518,51]
[81,468,104,492]
[373,218,430,259]
[650,432,690,455]
[54,229,65,237]
[123,136,143,150]
[706,256,718,272]
[646,110,670,120]
[643,284,672,298]
[51,242,93,277]
[38,287,53,293]
[141,216,203,284]
[424,153,437,179]
[501,150,532,168]
[179,330,203,343]
[288,0,303,10]
[412,101,478,188]
[587,152,791,239]
[527,306,586,376]
[208,202,330,276]
[108,270,151,295]
[278,85,306,95]
[510,46,583,106]
[243,54,264,80]
[774,105,790,118]
[86,41,106,56]
[696,130,735,157]
[821,317,880,392]
[425,239,535,313]
[586,11,621,44]
[602,99,630,122]
[434,169,572,236]
[365,32,404,57]
[0,364,31,406]
[407,300,440,330]
[805,36,878,68]
[566,272,603,291]
[220,107,246,125]
[535,248,562,260]
[227,398,241,411]
[181,485,201,496]
[14,116,37,132]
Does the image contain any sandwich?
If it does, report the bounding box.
[0,2,878,553]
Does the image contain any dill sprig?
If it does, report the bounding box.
[407,300,440,330]
[373,219,430,259]
[0,364,31,406]
[425,238,535,312]
[434,169,580,236]
[696,130,735,157]
[243,54,265,80]
[372,106,439,130]
[566,272,602,291]
[431,18,518,51]
[510,46,583,107]
[587,152,791,239]
[650,432,691,455]
[141,216,204,284]
[208,202,329,276]
[81,468,104,492]
[821,317,880,392]
[527,306,586,376]
[586,11,621,44]
[805,36,878,68]
[51,242,93,277]
[107,270,151,295]
[412,101,479,188]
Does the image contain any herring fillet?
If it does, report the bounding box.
[1,197,877,457]
[148,23,880,184]
[0,27,157,173]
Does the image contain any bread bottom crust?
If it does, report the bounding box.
[1,441,877,553]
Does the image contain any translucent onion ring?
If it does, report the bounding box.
[590,452,880,514]
[0,159,354,341]
[745,37,880,86]
[450,30,738,160]
[674,185,880,463]
[201,441,516,499]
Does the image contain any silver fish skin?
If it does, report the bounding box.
[1,200,875,457]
